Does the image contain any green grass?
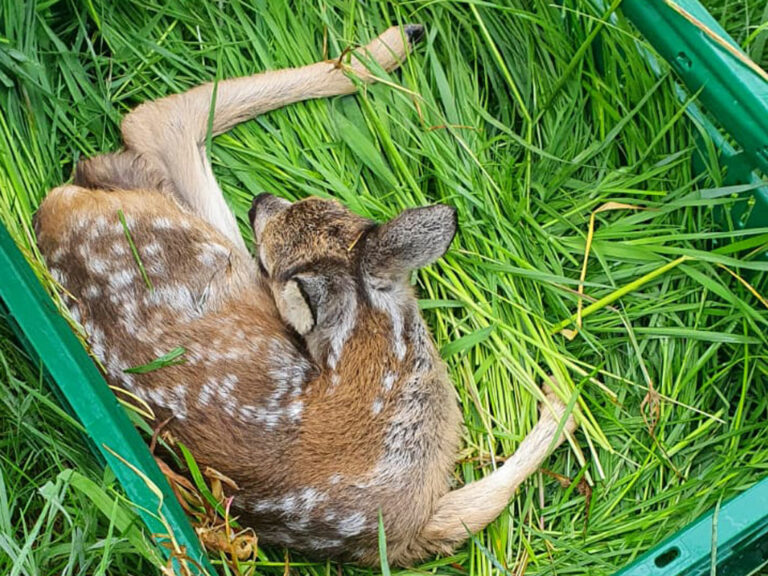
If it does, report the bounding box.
[2,1,768,575]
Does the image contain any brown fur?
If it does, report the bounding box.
[34,25,577,566]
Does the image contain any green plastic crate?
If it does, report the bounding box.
[613,476,768,576]
[615,1,768,574]
[623,0,768,241]
[0,223,215,575]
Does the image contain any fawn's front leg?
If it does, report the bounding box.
[118,25,425,253]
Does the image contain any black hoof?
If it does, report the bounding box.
[404,24,425,46]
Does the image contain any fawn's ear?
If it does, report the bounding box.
[362,205,457,279]
[274,275,326,335]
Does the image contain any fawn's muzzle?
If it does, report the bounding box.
[250,192,290,237]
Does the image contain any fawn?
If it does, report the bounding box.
[35,25,577,565]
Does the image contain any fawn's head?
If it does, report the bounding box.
[250,194,457,365]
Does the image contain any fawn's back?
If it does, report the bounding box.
[35,183,461,562]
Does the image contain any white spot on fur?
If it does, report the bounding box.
[407,310,434,373]
[259,411,280,429]
[262,528,295,545]
[251,500,271,513]
[382,371,397,392]
[238,405,258,420]
[311,538,343,549]
[267,340,309,396]
[85,254,111,276]
[296,488,326,514]
[148,387,168,406]
[372,399,383,415]
[197,379,215,407]
[288,401,304,421]
[119,298,141,335]
[120,372,136,391]
[286,517,309,531]
[111,242,127,256]
[196,374,238,414]
[87,216,108,238]
[50,247,65,263]
[220,341,310,429]
[68,304,81,325]
[370,373,430,482]
[167,385,188,419]
[144,284,195,316]
[84,284,101,299]
[142,242,162,257]
[146,260,166,275]
[49,267,66,285]
[88,325,107,363]
[221,374,238,393]
[328,372,341,393]
[338,512,367,537]
[107,269,136,291]
[280,495,299,514]
[152,217,174,230]
[222,397,237,416]
[99,347,136,391]
[144,385,188,419]
[251,488,327,516]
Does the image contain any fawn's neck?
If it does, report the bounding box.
[309,281,436,386]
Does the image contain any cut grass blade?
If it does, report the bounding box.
[118,209,154,292]
[124,347,187,375]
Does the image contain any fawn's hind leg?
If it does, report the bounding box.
[117,25,425,253]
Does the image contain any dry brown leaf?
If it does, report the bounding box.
[640,382,662,437]
[542,468,593,535]
[204,466,240,502]
[198,526,258,561]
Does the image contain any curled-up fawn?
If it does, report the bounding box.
[35,25,577,565]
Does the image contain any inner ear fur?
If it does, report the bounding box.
[275,280,315,335]
[362,204,457,279]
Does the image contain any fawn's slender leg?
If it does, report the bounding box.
[120,25,424,253]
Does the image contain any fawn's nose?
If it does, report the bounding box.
[249,192,273,225]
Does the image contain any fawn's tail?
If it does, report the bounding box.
[76,25,425,252]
